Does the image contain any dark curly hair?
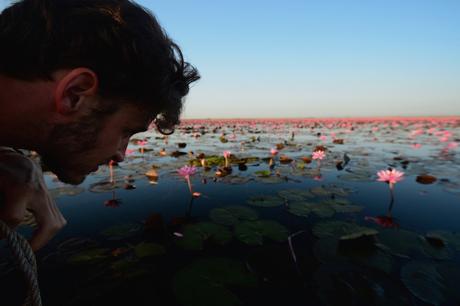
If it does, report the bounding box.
[0,0,199,134]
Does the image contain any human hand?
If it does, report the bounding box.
[0,149,67,251]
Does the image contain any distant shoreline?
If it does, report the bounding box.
[181,116,460,122]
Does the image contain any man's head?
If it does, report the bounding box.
[0,0,199,184]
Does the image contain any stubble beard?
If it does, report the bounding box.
[41,114,103,185]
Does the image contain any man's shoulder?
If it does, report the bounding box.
[0,146,24,155]
[0,147,37,185]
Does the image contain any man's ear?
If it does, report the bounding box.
[54,68,99,114]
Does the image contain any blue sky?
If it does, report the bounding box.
[1,0,459,118]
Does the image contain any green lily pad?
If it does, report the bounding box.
[48,186,85,198]
[289,189,315,198]
[362,248,394,274]
[232,156,259,165]
[313,238,393,274]
[111,258,138,272]
[309,186,331,197]
[295,162,306,170]
[67,248,110,264]
[89,180,125,193]
[111,258,137,271]
[254,170,271,177]
[330,203,364,214]
[205,155,225,166]
[220,175,253,185]
[377,229,419,258]
[327,186,352,197]
[338,171,373,182]
[288,199,354,218]
[57,237,99,257]
[424,232,446,247]
[436,262,460,303]
[420,237,453,260]
[133,242,166,258]
[110,258,153,279]
[176,222,232,250]
[426,230,460,252]
[378,229,452,260]
[321,198,351,206]
[401,261,446,305]
[287,201,313,218]
[209,206,258,226]
[277,190,307,201]
[234,220,289,245]
[315,263,410,306]
[173,258,257,306]
[100,223,142,240]
[310,204,336,218]
[246,195,283,207]
[313,221,378,239]
[254,175,286,184]
[340,229,379,241]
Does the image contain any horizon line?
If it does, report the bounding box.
[181,115,460,121]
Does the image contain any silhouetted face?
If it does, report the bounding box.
[41,103,150,184]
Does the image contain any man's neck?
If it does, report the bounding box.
[0,75,49,150]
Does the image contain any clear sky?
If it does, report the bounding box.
[1,0,459,118]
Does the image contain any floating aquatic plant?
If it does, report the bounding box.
[177,165,200,198]
[312,149,326,168]
[376,168,404,190]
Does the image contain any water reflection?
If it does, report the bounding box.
[365,189,399,228]
[104,191,121,208]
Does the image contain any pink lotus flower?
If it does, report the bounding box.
[447,142,459,150]
[137,140,148,154]
[125,149,135,155]
[177,165,197,178]
[439,136,450,142]
[270,148,278,156]
[438,131,453,142]
[411,143,422,149]
[178,165,200,197]
[409,129,424,138]
[319,135,327,141]
[377,168,404,189]
[223,151,231,159]
[223,150,231,167]
[312,150,326,160]
[312,150,325,168]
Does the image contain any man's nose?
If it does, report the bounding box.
[112,151,125,163]
[113,138,129,163]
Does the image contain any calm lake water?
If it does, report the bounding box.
[1,117,460,306]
